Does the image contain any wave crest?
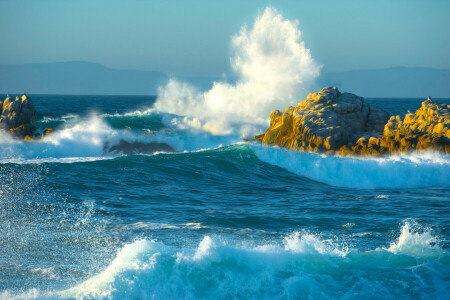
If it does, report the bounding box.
[57,222,447,299]
[252,144,450,188]
[0,112,241,164]
[2,220,447,299]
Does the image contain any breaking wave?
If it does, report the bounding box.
[3,220,447,299]
[385,220,443,258]
[0,111,241,164]
[2,113,449,190]
[252,144,450,188]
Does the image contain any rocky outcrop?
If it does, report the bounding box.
[0,94,37,138]
[257,87,450,155]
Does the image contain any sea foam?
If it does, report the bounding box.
[386,220,442,258]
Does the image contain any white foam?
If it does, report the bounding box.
[61,239,160,299]
[0,112,242,163]
[101,108,157,118]
[252,144,450,188]
[192,236,214,261]
[124,222,207,230]
[0,115,124,163]
[283,231,348,256]
[385,220,443,258]
[39,114,79,123]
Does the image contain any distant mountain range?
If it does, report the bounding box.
[0,62,167,96]
[0,61,448,97]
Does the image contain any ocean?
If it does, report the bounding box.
[0,95,449,299]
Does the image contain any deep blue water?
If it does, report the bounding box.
[0,95,449,299]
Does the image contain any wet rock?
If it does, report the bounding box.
[107,140,176,155]
[258,87,449,155]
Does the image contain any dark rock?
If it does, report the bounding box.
[107,140,176,155]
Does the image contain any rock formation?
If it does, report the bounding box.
[0,94,37,138]
[257,87,450,155]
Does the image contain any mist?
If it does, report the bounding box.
[155,7,322,137]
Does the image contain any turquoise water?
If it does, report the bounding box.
[0,95,449,299]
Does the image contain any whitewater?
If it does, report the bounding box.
[1,7,449,300]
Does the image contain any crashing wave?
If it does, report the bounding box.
[155,7,321,137]
[3,220,444,299]
[251,144,450,188]
[0,112,241,164]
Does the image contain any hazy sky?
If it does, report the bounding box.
[0,0,449,76]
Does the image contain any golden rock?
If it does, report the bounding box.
[257,87,449,156]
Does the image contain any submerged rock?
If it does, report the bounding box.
[107,140,176,155]
[257,87,449,155]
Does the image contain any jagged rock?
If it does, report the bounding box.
[258,87,450,155]
[350,98,450,155]
[261,87,389,152]
[0,94,37,137]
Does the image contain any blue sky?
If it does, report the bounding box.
[0,0,448,76]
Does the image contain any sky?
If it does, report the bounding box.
[0,0,449,76]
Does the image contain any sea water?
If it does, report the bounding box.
[0,95,449,299]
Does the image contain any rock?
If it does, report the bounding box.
[262,87,389,151]
[254,134,265,141]
[106,140,176,155]
[42,128,54,137]
[0,94,37,137]
[373,99,450,154]
[258,87,450,155]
